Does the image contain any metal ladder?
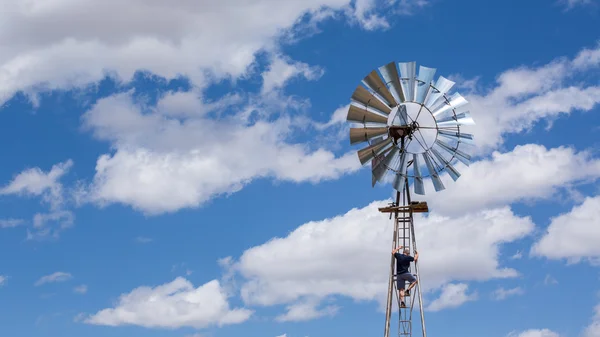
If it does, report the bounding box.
[397,213,413,337]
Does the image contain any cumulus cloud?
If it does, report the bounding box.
[0,0,427,104]
[460,43,600,154]
[426,283,477,312]
[35,272,72,286]
[531,195,600,262]
[85,277,252,329]
[261,54,324,94]
[275,298,339,322]
[585,303,600,337]
[233,199,533,314]
[426,144,600,216]
[77,92,359,214]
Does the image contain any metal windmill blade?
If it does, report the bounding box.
[346,60,476,195]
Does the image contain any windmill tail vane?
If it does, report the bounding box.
[345,61,476,337]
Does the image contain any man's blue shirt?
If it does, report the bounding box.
[394,252,414,274]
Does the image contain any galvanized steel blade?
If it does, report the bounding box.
[349,127,389,145]
[430,147,461,181]
[436,111,475,127]
[399,62,416,102]
[412,153,425,195]
[435,139,472,166]
[378,62,405,103]
[438,129,475,145]
[425,76,455,109]
[357,137,393,165]
[415,66,436,104]
[391,150,409,192]
[351,85,392,115]
[346,105,389,125]
[372,146,399,186]
[362,70,397,108]
[431,92,468,117]
[370,136,385,146]
[422,151,445,191]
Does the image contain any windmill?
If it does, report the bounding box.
[346,61,476,337]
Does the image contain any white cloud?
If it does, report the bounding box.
[426,144,600,216]
[85,277,252,329]
[0,0,426,105]
[78,92,359,214]
[28,210,75,240]
[312,104,349,131]
[560,0,594,10]
[461,43,600,153]
[531,195,600,261]
[585,303,600,337]
[35,272,72,286]
[492,287,524,300]
[0,218,24,228]
[74,285,88,294]
[508,329,560,337]
[0,161,76,239]
[0,160,72,205]
[275,298,339,322]
[0,275,6,286]
[261,54,323,94]
[233,199,533,313]
[543,274,559,286]
[426,283,477,312]
[572,42,600,68]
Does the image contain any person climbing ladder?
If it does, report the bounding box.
[392,245,419,308]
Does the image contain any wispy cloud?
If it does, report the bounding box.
[493,287,525,300]
[74,285,88,294]
[0,219,24,228]
[544,274,559,285]
[560,0,594,10]
[135,236,153,244]
[0,160,75,239]
[35,272,72,286]
[511,251,523,259]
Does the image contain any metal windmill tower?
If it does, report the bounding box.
[345,61,476,337]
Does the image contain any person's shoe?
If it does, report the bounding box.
[405,289,410,296]
[400,302,406,308]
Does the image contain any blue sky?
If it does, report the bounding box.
[0,1,599,337]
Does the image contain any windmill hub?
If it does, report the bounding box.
[388,123,416,144]
[387,102,437,154]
